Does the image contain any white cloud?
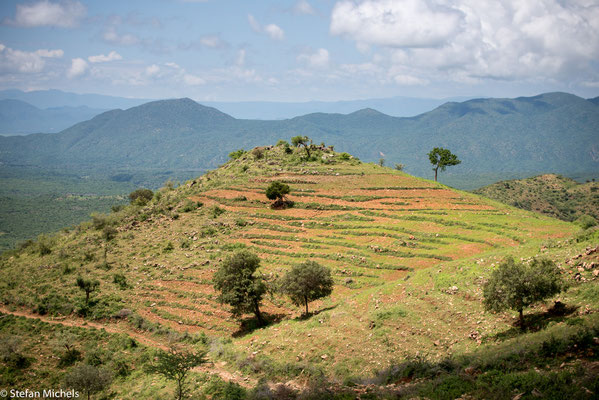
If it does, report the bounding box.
[331,0,463,48]
[0,43,63,73]
[330,0,599,84]
[184,74,205,85]
[248,14,285,40]
[103,27,140,46]
[248,14,261,32]
[297,48,330,68]
[293,0,316,15]
[264,24,285,40]
[145,64,160,77]
[199,35,227,49]
[88,51,122,63]
[236,49,246,67]
[9,0,86,28]
[67,57,88,78]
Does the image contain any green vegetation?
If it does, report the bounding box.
[65,363,112,400]
[474,174,599,222]
[265,181,291,209]
[483,257,565,329]
[146,345,207,400]
[128,188,154,206]
[428,147,461,182]
[0,142,596,399]
[213,250,267,326]
[279,261,334,316]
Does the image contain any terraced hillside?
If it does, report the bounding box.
[2,143,597,399]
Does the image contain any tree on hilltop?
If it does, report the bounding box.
[291,135,312,158]
[128,188,153,206]
[280,261,334,316]
[428,147,461,181]
[213,250,267,326]
[483,257,565,330]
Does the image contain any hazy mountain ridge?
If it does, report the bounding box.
[0,92,597,182]
[0,99,106,135]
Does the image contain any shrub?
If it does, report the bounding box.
[0,336,30,369]
[113,274,129,290]
[575,214,597,229]
[339,152,351,161]
[210,205,225,218]
[64,364,112,400]
[229,149,246,160]
[128,188,154,206]
[252,147,265,159]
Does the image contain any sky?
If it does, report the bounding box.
[0,0,598,102]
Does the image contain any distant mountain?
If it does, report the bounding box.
[0,88,467,119]
[0,99,105,135]
[203,95,472,119]
[0,92,597,184]
[474,174,599,221]
[0,89,152,110]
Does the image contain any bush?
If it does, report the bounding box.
[113,274,129,290]
[252,147,265,159]
[64,364,112,400]
[0,336,30,369]
[339,152,351,161]
[229,149,246,160]
[575,214,597,229]
[128,188,154,206]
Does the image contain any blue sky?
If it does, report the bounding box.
[0,0,598,101]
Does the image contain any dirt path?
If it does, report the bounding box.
[0,306,257,388]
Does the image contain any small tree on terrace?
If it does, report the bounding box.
[265,181,290,208]
[291,135,312,158]
[146,345,207,400]
[213,250,267,326]
[428,147,461,181]
[483,257,565,330]
[280,261,334,316]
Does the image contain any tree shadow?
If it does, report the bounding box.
[232,312,286,338]
[487,302,579,342]
[293,305,338,321]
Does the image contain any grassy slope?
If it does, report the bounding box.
[474,173,599,222]
[0,143,597,399]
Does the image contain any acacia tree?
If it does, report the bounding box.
[280,261,334,316]
[146,345,207,400]
[291,135,312,158]
[483,257,565,330]
[428,147,461,181]
[265,181,290,208]
[213,250,267,326]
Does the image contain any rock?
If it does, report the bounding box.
[321,354,328,360]
[593,270,599,277]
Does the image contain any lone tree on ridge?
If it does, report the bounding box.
[280,261,334,316]
[291,135,312,158]
[428,147,461,181]
[483,257,565,330]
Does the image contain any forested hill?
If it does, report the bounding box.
[0,92,597,180]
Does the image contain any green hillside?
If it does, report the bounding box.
[1,143,597,399]
[0,92,597,183]
[474,174,599,222]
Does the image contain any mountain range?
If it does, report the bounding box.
[0,99,105,135]
[0,92,597,185]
